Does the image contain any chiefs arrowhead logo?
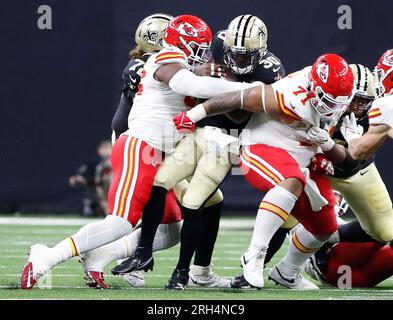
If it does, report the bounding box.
[177,22,198,37]
[316,62,329,83]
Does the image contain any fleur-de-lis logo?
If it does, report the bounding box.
[143,29,158,44]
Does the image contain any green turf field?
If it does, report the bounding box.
[0,216,393,300]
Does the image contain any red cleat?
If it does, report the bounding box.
[21,262,36,290]
[84,271,108,289]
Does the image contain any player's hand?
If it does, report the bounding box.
[310,153,334,176]
[305,126,335,151]
[340,112,364,143]
[194,63,233,79]
[173,112,196,133]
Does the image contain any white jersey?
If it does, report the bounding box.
[368,94,393,128]
[241,67,321,167]
[126,46,189,153]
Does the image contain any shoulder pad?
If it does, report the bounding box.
[368,95,393,126]
[154,46,187,66]
[271,68,315,124]
[258,51,286,81]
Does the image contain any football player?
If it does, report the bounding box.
[20,14,256,290]
[173,53,354,289]
[113,15,285,290]
[340,49,393,160]
[232,63,393,288]
[304,194,393,288]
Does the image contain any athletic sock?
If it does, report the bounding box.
[338,220,378,243]
[278,225,325,276]
[176,205,201,270]
[194,201,223,267]
[265,227,290,265]
[49,215,132,265]
[138,186,168,255]
[249,185,298,250]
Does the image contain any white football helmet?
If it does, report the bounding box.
[135,13,173,52]
[348,64,375,117]
[223,15,268,75]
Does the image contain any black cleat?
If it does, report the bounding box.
[165,268,189,290]
[230,273,259,289]
[111,247,154,275]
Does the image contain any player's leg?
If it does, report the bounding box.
[21,135,156,289]
[230,216,297,289]
[117,133,200,273]
[82,190,182,288]
[237,145,305,288]
[329,163,393,243]
[190,189,230,288]
[166,141,232,290]
[268,171,337,289]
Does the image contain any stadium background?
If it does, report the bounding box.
[1,0,393,215]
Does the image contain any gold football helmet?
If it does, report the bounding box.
[223,15,268,75]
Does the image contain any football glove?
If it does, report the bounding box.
[310,153,334,176]
[305,125,335,151]
[340,112,364,143]
[173,112,196,133]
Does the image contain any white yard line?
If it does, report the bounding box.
[0,217,254,230]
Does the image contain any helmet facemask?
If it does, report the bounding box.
[179,37,212,71]
[223,45,263,75]
[311,86,352,124]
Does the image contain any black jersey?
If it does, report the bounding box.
[111,55,149,138]
[200,32,286,132]
[332,115,375,178]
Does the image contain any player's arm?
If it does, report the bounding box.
[347,124,390,160]
[180,84,280,121]
[154,61,256,99]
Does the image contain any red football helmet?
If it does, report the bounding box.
[163,15,213,69]
[309,54,354,122]
[373,49,393,97]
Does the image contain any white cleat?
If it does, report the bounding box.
[121,270,145,288]
[240,246,267,289]
[268,264,319,290]
[21,244,52,289]
[188,265,231,288]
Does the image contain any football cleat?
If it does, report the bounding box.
[21,244,52,290]
[188,265,230,288]
[84,271,108,289]
[230,273,254,289]
[268,264,319,290]
[165,268,190,290]
[111,247,154,275]
[240,246,267,289]
[121,270,145,288]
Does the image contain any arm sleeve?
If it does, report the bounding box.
[168,69,259,99]
[111,94,132,138]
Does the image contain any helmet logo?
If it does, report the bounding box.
[316,62,329,83]
[142,29,158,44]
[382,53,393,66]
[177,22,198,37]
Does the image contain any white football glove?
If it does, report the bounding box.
[340,113,364,143]
[305,125,335,151]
